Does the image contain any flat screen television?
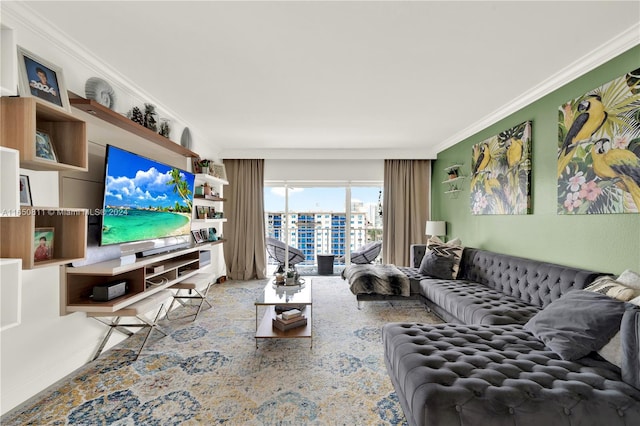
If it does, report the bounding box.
[100,145,195,249]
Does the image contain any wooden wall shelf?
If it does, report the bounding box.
[0,207,88,269]
[1,97,87,172]
[62,245,213,314]
[70,98,199,158]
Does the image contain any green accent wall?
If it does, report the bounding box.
[432,45,640,275]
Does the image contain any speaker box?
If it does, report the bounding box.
[93,280,128,301]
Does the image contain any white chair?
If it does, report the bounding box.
[88,289,171,361]
[166,273,214,321]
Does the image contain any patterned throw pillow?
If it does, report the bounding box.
[426,237,464,279]
[585,276,636,301]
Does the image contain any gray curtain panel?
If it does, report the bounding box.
[383,159,431,266]
[223,159,267,280]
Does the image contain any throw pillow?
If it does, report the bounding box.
[621,305,640,389]
[585,275,636,301]
[597,296,640,368]
[427,237,463,279]
[617,269,640,290]
[419,251,455,279]
[523,290,626,360]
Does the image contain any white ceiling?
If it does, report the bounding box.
[10,1,640,159]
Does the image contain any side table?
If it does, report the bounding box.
[317,254,335,275]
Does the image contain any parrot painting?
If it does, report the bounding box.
[591,138,640,209]
[558,95,608,177]
[506,138,523,169]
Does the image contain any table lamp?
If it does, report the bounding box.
[425,221,446,239]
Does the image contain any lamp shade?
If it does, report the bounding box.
[425,221,446,237]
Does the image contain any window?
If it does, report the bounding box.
[264,184,383,266]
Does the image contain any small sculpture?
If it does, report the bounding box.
[128,106,144,125]
[143,103,157,131]
[159,118,170,138]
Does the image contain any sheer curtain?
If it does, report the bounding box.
[382,159,431,266]
[223,159,267,280]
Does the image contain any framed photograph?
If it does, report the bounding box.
[17,46,70,113]
[34,227,54,262]
[196,206,207,220]
[210,163,227,180]
[191,230,203,244]
[35,129,57,162]
[192,158,202,174]
[19,175,32,206]
[199,228,209,241]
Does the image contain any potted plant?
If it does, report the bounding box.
[198,159,211,174]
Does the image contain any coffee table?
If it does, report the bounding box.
[255,278,312,348]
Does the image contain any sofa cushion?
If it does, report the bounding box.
[617,269,640,292]
[621,305,640,389]
[419,251,455,279]
[586,275,637,301]
[427,237,464,279]
[383,322,640,426]
[524,290,626,360]
[458,248,605,309]
[420,278,540,325]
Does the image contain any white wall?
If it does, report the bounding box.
[265,159,383,183]
[0,5,220,414]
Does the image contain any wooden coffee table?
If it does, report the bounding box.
[255,278,312,348]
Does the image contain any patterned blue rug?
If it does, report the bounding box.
[1,276,441,425]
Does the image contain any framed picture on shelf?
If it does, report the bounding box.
[35,130,57,162]
[199,228,209,241]
[17,46,70,112]
[19,175,32,206]
[196,206,207,220]
[34,227,54,262]
[192,158,202,174]
[191,230,203,244]
[210,163,226,180]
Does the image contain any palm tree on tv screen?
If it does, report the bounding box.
[167,169,193,211]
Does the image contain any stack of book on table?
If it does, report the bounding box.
[272,308,307,331]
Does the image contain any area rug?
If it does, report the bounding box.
[1,276,442,425]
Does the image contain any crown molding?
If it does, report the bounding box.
[2,2,213,151]
[219,147,437,160]
[435,23,640,155]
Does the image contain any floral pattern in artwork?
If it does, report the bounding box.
[557,67,640,214]
[470,121,532,215]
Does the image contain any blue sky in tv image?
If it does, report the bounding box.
[103,145,195,211]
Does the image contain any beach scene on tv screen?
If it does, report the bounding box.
[101,146,195,245]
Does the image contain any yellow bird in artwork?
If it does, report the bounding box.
[506,138,523,169]
[473,143,491,174]
[591,138,640,210]
[471,143,491,189]
[558,95,608,177]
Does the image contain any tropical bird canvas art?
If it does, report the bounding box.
[470,121,532,215]
[557,67,640,214]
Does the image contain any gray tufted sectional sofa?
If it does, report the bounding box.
[385,246,640,426]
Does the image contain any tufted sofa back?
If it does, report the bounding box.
[458,248,605,308]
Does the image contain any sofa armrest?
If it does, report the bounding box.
[410,244,427,268]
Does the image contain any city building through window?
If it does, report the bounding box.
[264,185,383,272]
